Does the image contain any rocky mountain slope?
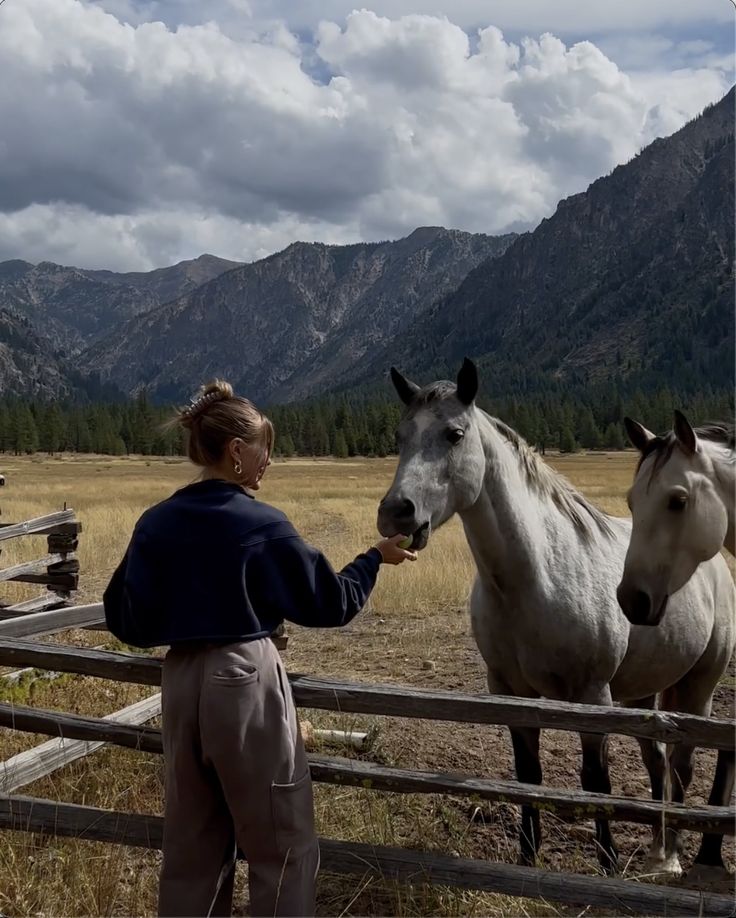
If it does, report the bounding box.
[376,87,734,397]
[0,254,240,353]
[0,307,70,399]
[81,228,515,403]
[1,88,732,405]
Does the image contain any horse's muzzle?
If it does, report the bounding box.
[377,496,430,550]
[617,581,669,626]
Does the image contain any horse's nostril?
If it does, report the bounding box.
[632,590,651,621]
[398,498,415,519]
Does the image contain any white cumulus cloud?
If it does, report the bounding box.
[0,0,731,270]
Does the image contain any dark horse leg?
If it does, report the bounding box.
[580,731,619,873]
[487,673,543,865]
[579,685,618,874]
[692,749,735,873]
[691,667,735,876]
[510,727,543,864]
[661,676,733,880]
[625,696,672,871]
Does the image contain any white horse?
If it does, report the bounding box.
[378,361,735,876]
[620,410,735,879]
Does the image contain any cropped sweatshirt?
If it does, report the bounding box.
[103,478,382,648]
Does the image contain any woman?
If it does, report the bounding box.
[103,381,416,918]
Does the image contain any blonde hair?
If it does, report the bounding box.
[174,380,274,469]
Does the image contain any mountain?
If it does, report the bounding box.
[0,254,240,353]
[2,88,732,406]
[84,253,242,309]
[81,228,516,403]
[0,307,70,399]
[378,88,734,397]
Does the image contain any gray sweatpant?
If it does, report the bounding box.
[158,638,319,918]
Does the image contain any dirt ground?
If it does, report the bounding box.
[287,611,736,889]
[0,452,734,916]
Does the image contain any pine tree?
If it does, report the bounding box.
[578,409,602,449]
[14,404,39,454]
[604,422,626,450]
[332,430,349,458]
[559,426,578,453]
[278,432,296,457]
[0,404,12,452]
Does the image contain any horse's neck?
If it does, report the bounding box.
[458,417,578,594]
[708,443,736,554]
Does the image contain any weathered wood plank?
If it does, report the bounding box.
[46,535,79,553]
[0,605,104,639]
[0,703,162,753]
[1,645,106,684]
[0,703,731,833]
[0,795,732,916]
[0,594,67,616]
[0,555,64,583]
[317,838,736,917]
[308,755,736,834]
[0,638,161,681]
[17,573,79,590]
[0,694,161,793]
[0,511,77,543]
[0,640,730,750]
[288,674,736,751]
[47,559,80,574]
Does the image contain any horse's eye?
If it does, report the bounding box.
[446,428,465,445]
[667,494,688,512]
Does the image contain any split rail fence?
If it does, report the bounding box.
[0,599,734,916]
[0,509,81,618]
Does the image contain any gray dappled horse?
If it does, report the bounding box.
[619,410,736,879]
[378,360,735,876]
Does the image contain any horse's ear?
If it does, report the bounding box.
[674,410,698,454]
[456,357,478,405]
[390,367,420,406]
[624,417,655,453]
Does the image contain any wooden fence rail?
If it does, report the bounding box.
[0,510,81,612]
[0,694,161,793]
[0,604,104,639]
[0,700,732,834]
[0,794,733,916]
[0,636,733,749]
[0,511,77,542]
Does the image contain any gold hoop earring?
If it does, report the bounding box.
[233,460,242,476]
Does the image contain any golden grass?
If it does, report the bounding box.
[0,450,730,916]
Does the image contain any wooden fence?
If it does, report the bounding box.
[0,510,81,617]
[0,605,734,916]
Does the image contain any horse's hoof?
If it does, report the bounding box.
[644,852,683,878]
[685,864,734,891]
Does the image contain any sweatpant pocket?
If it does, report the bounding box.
[270,770,316,855]
[209,662,259,686]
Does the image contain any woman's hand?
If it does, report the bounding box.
[374,533,418,565]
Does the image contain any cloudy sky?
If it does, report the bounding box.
[0,0,733,270]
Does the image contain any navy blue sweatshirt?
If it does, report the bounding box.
[103,478,382,648]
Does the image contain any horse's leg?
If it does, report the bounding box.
[579,686,618,874]
[510,726,543,865]
[689,690,735,880]
[487,671,542,865]
[579,732,619,873]
[660,676,730,881]
[691,748,735,876]
[623,696,673,873]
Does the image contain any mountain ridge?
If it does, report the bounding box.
[0,88,733,404]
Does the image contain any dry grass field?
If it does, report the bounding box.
[0,451,733,916]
